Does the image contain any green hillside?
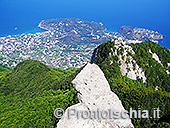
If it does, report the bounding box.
[0,60,80,127]
[92,39,170,127]
[0,64,11,78]
[0,40,170,128]
[130,41,170,92]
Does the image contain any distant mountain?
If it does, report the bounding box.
[91,38,170,127]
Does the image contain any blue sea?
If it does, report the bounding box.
[0,0,170,48]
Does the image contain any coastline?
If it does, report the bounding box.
[0,26,46,38]
[38,20,50,31]
[0,18,169,49]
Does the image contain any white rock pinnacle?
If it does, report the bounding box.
[57,63,134,128]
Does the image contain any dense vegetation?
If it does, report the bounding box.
[130,41,170,92]
[92,40,170,127]
[1,39,170,128]
[0,60,80,127]
[0,64,11,78]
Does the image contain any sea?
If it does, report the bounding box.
[0,0,170,48]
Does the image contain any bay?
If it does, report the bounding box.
[0,0,169,48]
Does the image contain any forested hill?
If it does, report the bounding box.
[91,38,170,127]
[0,60,80,127]
[92,38,170,92]
[0,39,170,127]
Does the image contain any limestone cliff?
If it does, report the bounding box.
[57,63,134,128]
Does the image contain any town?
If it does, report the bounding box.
[0,18,163,69]
[0,18,116,68]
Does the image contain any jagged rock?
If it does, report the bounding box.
[57,63,134,128]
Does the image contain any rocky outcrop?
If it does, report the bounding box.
[114,38,147,83]
[149,49,163,65]
[57,63,134,128]
[91,37,147,83]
